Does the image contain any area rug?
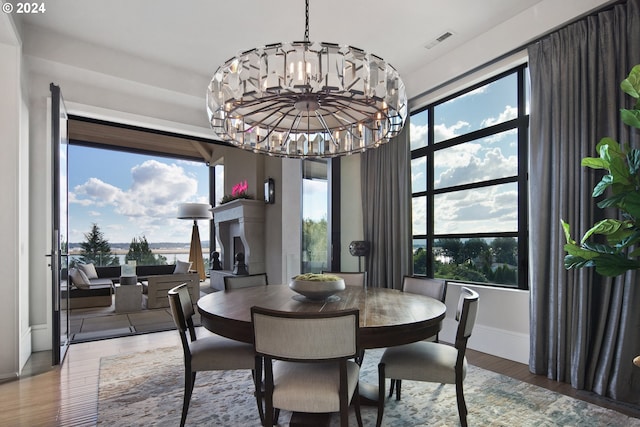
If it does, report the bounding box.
[97,346,640,426]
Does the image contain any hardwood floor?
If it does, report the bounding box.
[0,331,638,426]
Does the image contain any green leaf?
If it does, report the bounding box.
[618,229,640,249]
[597,138,623,160]
[564,254,595,270]
[621,191,640,220]
[621,109,640,129]
[560,219,576,245]
[582,241,623,255]
[596,193,626,209]
[608,155,632,185]
[581,157,608,169]
[593,253,640,277]
[620,64,640,99]
[564,243,600,259]
[592,174,613,197]
[628,149,640,175]
[605,225,635,247]
[581,219,623,242]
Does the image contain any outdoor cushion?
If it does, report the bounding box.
[69,268,91,289]
[78,263,99,279]
[173,260,192,274]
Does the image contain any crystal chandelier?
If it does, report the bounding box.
[206,0,407,158]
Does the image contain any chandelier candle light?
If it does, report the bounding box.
[206,0,407,158]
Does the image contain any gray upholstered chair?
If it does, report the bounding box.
[401,276,447,342]
[223,273,268,290]
[168,283,258,427]
[386,276,449,397]
[377,287,479,427]
[322,271,366,288]
[251,306,363,427]
[402,276,447,302]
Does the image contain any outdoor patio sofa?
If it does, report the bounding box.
[66,263,199,310]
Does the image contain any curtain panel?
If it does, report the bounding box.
[528,0,640,403]
[360,118,412,289]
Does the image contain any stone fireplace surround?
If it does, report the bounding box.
[210,199,265,291]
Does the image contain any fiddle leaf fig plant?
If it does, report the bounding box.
[562,65,640,277]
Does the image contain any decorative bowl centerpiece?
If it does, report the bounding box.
[289,273,346,301]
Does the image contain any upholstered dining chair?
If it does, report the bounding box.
[251,306,364,427]
[386,276,449,398]
[376,287,479,427]
[168,283,259,427]
[224,273,268,290]
[401,276,447,342]
[322,271,367,288]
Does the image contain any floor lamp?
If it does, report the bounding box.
[177,203,212,282]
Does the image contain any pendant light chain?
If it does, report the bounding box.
[304,0,310,43]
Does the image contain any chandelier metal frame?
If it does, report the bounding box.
[206,0,407,158]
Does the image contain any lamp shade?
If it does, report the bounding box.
[177,203,212,220]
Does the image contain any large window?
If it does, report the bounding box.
[411,65,528,289]
[68,145,211,268]
[301,160,329,273]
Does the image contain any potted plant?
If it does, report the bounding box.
[562,65,640,277]
[220,180,254,204]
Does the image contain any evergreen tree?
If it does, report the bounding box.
[78,223,119,266]
[302,218,328,263]
[126,235,167,265]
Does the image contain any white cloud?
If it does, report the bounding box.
[72,177,122,205]
[68,191,93,206]
[434,120,469,141]
[411,157,426,191]
[481,105,517,128]
[434,186,518,234]
[70,159,207,242]
[435,147,516,188]
[410,123,428,150]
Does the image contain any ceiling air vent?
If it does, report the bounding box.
[424,31,454,49]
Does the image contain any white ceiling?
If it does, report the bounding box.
[16,0,546,81]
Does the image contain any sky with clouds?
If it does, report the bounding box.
[68,146,210,244]
[410,73,522,236]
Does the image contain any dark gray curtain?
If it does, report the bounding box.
[528,0,640,403]
[360,119,411,289]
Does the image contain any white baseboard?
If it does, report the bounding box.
[441,318,530,365]
[19,326,32,372]
[31,323,51,352]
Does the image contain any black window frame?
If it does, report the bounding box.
[411,64,529,290]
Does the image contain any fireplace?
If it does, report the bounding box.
[210,199,265,289]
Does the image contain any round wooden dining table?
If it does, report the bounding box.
[197,284,447,349]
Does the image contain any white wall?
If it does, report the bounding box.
[404,0,612,99]
[340,155,364,272]
[440,283,530,364]
[0,11,30,378]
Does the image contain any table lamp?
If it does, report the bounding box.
[177,203,212,281]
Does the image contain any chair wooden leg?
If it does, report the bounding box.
[253,357,264,425]
[395,379,402,401]
[353,383,363,427]
[180,368,194,427]
[455,376,468,427]
[388,379,395,397]
[376,363,385,427]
